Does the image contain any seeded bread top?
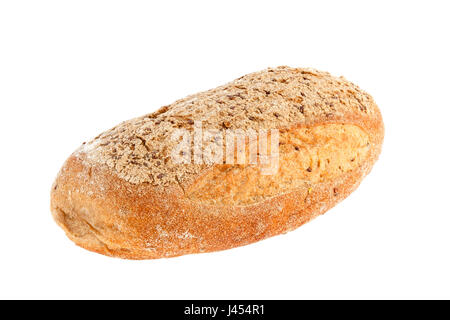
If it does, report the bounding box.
[76,66,378,186]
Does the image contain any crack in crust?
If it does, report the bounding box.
[186,124,370,205]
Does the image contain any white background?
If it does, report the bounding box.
[1,0,449,300]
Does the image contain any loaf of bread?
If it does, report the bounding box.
[51,66,384,259]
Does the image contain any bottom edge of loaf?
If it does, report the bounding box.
[51,171,364,260]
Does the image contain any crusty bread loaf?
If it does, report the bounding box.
[51,66,384,259]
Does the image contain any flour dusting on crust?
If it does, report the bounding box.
[77,66,377,186]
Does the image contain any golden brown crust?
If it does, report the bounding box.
[50,66,384,259]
